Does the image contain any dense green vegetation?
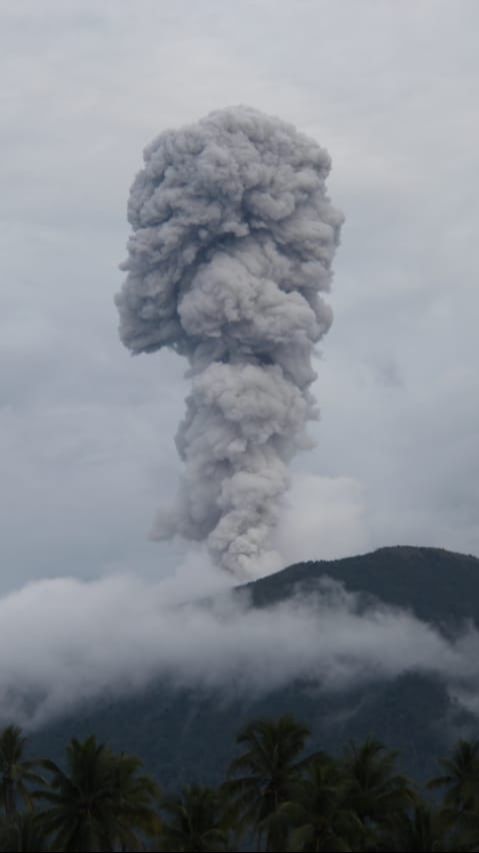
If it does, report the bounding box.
[4,715,479,851]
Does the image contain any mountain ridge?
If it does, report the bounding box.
[29,545,479,789]
[241,545,479,626]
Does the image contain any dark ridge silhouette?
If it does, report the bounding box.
[244,545,479,627]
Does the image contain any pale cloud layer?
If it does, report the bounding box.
[2,565,479,730]
[1,0,479,594]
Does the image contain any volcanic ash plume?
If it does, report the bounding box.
[116,107,343,575]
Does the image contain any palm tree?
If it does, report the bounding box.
[429,739,479,815]
[225,714,311,850]
[0,811,49,852]
[428,740,479,852]
[34,735,159,852]
[273,754,363,852]
[380,803,448,852]
[341,738,415,845]
[445,807,479,853]
[0,725,45,816]
[34,735,114,852]
[109,751,161,851]
[157,784,234,852]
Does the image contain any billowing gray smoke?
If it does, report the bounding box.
[116,107,343,574]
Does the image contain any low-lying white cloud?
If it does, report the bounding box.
[2,563,479,730]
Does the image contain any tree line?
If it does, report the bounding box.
[1,714,479,851]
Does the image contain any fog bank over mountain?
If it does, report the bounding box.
[3,547,479,730]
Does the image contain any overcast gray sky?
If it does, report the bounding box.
[2,0,479,593]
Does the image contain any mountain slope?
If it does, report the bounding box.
[245,545,479,625]
[29,546,479,788]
